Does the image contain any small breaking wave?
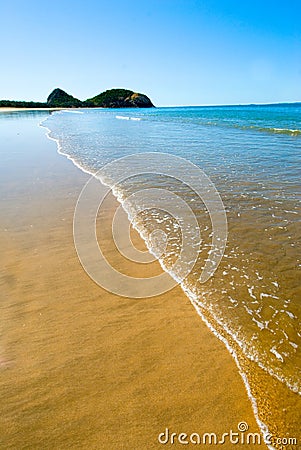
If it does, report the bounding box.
[116,115,141,121]
[62,110,84,114]
[251,126,301,136]
[203,121,301,136]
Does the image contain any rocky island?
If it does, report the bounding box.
[85,89,154,108]
[0,88,155,109]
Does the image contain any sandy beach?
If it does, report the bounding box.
[0,108,64,112]
[0,113,266,449]
[1,0,300,445]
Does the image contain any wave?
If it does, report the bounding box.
[114,199,275,447]
[203,121,301,136]
[249,126,301,136]
[39,111,299,447]
[116,115,130,120]
[39,118,96,178]
[116,115,141,121]
[40,113,301,397]
[115,112,300,135]
[62,110,84,114]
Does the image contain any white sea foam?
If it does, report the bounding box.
[116,115,130,120]
[39,114,96,178]
[285,310,295,319]
[62,110,84,114]
[116,115,141,121]
[270,347,284,362]
[271,127,301,134]
[184,290,274,449]
[289,342,298,349]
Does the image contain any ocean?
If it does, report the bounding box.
[42,104,301,447]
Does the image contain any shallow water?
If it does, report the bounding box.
[42,105,301,446]
[1,110,264,450]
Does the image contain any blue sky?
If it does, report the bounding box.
[0,0,300,106]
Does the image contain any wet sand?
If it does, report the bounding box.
[0,111,262,449]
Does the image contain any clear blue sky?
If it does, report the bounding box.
[0,0,300,106]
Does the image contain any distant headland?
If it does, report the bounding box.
[0,88,155,109]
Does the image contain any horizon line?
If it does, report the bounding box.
[157,101,301,108]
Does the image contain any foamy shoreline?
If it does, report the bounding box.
[0,109,262,448]
[41,108,301,448]
[40,111,275,447]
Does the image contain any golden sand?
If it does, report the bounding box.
[0,114,262,449]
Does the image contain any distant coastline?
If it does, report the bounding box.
[0,87,155,109]
[1,87,299,111]
[162,102,301,108]
[1,102,300,112]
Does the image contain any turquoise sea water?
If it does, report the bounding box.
[42,104,301,444]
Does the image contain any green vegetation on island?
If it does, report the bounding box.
[47,88,83,108]
[0,100,47,108]
[85,89,154,108]
[0,88,155,109]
